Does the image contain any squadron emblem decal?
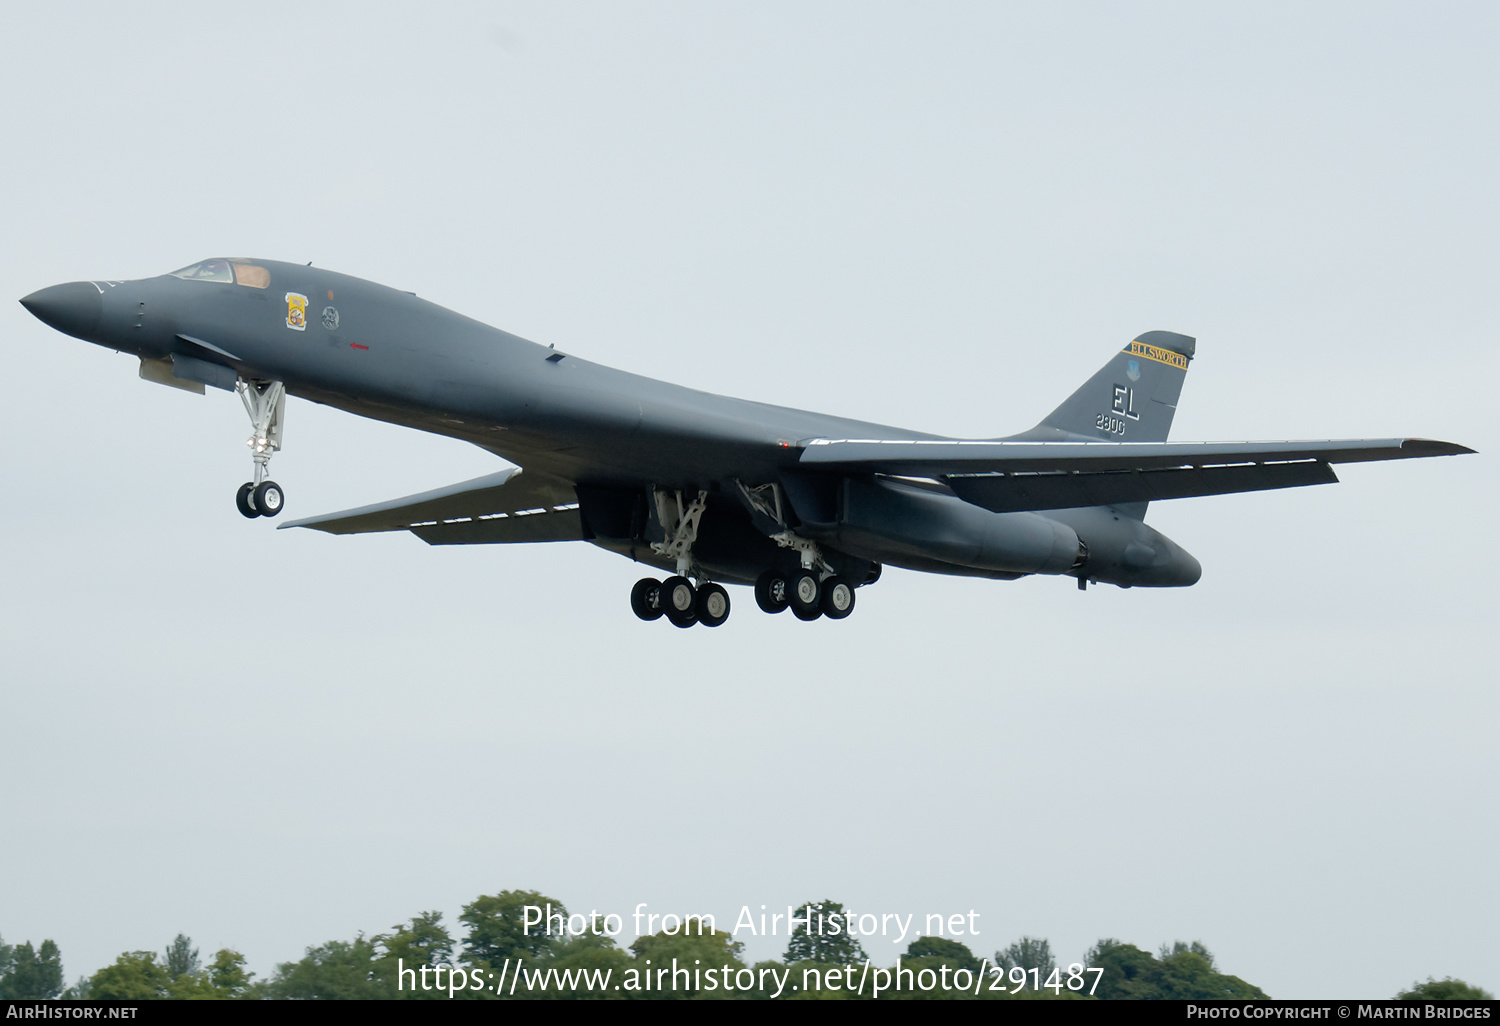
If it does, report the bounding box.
[321,305,340,330]
[285,292,308,331]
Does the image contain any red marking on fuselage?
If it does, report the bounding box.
[349,343,369,350]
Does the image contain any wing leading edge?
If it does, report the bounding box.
[278,468,583,545]
[798,437,1473,514]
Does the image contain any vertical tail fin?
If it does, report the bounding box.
[1020,330,1195,444]
[1015,330,1195,521]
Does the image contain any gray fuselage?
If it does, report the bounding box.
[22,259,1202,589]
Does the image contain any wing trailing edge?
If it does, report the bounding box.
[279,468,583,544]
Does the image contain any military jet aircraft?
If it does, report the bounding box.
[20,258,1472,627]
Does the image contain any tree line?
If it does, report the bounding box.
[2,892,1490,1000]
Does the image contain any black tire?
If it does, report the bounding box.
[792,603,823,621]
[235,482,260,518]
[696,583,730,627]
[821,576,855,619]
[754,571,789,614]
[630,578,664,621]
[661,575,697,628]
[253,481,285,518]
[789,569,820,615]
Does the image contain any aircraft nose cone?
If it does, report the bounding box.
[20,281,102,341]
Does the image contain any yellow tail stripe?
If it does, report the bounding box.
[1123,340,1190,370]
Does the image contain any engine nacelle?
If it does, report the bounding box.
[784,474,1200,587]
[1043,506,1202,587]
[806,476,1085,577]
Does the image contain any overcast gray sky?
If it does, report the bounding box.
[1,1,1493,1000]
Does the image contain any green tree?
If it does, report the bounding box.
[996,936,1056,983]
[1085,939,1267,1000]
[0,940,65,999]
[264,936,385,999]
[784,900,867,965]
[90,952,172,1000]
[877,937,985,1001]
[627,928,746,999]
[164,950,255,1000]
[163,934,200,981]
[166,973,220,999]
[1160,940,1214,967]
[60,975,93,999]
[526,934,633,1000]
[1083,938,1152,998]
[744,960,792,1000]
[373,911,455,999]
[461,890,569,971]
[907,937,982,973]
[206,949,254,997]
[1396,977,1493,1000]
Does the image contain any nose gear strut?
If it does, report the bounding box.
[235,378,286,518]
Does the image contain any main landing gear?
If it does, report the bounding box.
[625,484,865,626]
[630,488,732,628]
[754,569,855,621]
[631,571,860,626]
[749,528,857,622]
[631,576,731,628]
[235,378,287,519]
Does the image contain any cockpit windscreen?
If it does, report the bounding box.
[169,259,269,288]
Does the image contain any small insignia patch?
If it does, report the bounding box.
[1126,359,1140,382]
[322,305,340,330]
[285,292,308,331]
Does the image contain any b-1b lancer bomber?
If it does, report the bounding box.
[21,258,1472,627]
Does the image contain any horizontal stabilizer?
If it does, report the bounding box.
[947,460,1340,513]
[279,468,578,539]
[800,436,1472,512]
[800,437,1473,476]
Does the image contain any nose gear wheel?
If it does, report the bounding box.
[235,483,258,518]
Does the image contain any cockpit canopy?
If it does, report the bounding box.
[169,258,269,289]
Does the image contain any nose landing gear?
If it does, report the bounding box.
[235,379,286,519]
